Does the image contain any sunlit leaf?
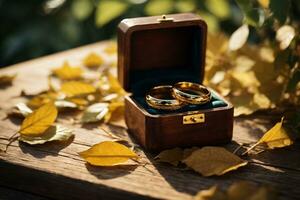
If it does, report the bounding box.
[52,61,83,80]
[96,0,128,27]
[155,148,183,166]
[19,102,58,136]
[81,103,109,123]
[19,125,73,145]
[229,25,249,51]
[205,0,230,19]
[244,118,293,154]
[258,0,269,8]
[276,25,295,50]
[54,100,77,109]
[83,53,104,68]
[145,0,173,15]
[16,103,33,117]
[71,0,93,21]
[61,81,96,97]
[257,117,293,149]
[183,147,247,176]
[79,141,138,166]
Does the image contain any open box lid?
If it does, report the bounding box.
[117,13,207,93]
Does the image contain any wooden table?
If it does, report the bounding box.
[0,42,299,200]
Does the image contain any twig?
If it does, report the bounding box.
[241,142,260,156]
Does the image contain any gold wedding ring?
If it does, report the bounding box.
[146,85,185,110]
[172,82,211,105]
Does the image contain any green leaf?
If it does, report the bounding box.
[205,0,230,19]
[71,0,94,21]
[244,8,265,27]
[235,0,252,12]
[96,0,128,27]
[145,0,173,16]
[269,0,290,24]
[198,12,219,33]
[175,0,196,13]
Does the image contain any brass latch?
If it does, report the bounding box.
[157,15,174,22]
[183,113,205,124]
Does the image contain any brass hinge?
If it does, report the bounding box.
[157,15,174,22]
[183,113,205,124]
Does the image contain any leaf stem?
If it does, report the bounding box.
[4,131,19,153]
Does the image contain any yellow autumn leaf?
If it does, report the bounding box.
[83,53,104,68]
[61,81,96,97]
[194,185,226,200]
[19,125,73,145]
[0,74,16,86]
[52,61,83,80]
[19,102,58,136]
[79,141,138,166]
[244,117,293,154]
[155,148,183,166]
[183,147,247,176]
[27,92,59,109]
[104,43,117,55]
[227,181,277,200]
[104,101,124,123]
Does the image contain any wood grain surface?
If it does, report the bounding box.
[0,42,299,200]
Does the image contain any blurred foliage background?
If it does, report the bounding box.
[0,0,299,111]
[0,0,245,67]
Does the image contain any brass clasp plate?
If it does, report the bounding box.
[183,113,205,124]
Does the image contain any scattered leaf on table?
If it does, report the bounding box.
[19,102,58,136]
[227,181,277,200]
[52,61,83,80]
[81,103,109,123]
[244,117,293,154]
[183,147,247,176]
[83,53,104,68]
[0,74,16,86]
[61,81,96,97]
[27,92,58,108]
[229,25,249,51]
[183,147,199,159]
[276,25,295,50]
[15,103,33,117]
[104,101,124,123]
[194,185,226,200]
[55,100,77,109]
[19,125,73,145]
[79,141,138,166]
[155,148,183,166]
[104,43,117,55]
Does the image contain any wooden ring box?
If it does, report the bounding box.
[117,13,234,152]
